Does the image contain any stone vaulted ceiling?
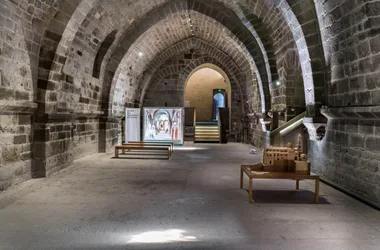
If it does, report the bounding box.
[25,0,320,117]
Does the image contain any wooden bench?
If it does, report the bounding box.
[115,145,171,159]
[240,165,320,203]
[123,141,174,155]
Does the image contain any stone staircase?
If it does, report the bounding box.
[194,122,220,143]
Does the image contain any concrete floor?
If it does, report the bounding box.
[0,143,379,250]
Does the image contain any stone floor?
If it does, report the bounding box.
[0,143,379,250]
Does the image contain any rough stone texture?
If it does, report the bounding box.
[0,114,32,190]
[307,0,380,207]
[1,0,380,208]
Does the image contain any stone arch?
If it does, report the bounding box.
[136,37,262,113]
[108,11,264,117]
[36,0,98,112]
[271,0,316,114]
[93,30,118,79]
[142,54,257,128]
[101,0,274,117]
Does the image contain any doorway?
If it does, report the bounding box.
[184,66,231,123]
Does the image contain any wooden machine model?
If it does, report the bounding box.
[250,133,310,175]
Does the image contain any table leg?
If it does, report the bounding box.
[249,178,253,203]
[296,179,300,190]
[315,179,320,204]
[240,168,244,189]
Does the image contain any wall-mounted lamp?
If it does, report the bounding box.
[275,80,281,86]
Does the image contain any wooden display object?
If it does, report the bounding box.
[240,134,319,203]
[240,165,320,203]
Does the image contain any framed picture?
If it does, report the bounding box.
[143,107,184,145]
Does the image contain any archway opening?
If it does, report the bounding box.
[184,66,231,123]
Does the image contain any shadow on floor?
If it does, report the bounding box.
[246,189,330,204]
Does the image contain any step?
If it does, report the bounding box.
[195,130,219,134]
[195,131,219,135]
[196,122,218,126]
[194,139,220,142]
[195,126,219,129]
[195,128,219,131]
[195,136,220,139]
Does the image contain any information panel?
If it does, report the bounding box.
[143,108,184,145]
[125,108,141,142]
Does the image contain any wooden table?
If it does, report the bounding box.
[240,165,320,203]
[115,145,171,159]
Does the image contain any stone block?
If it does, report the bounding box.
[33,129,50,142]
[365,136,380,152]
[366,160,379,172]
[58,132,67,140]
[366,72,380,89]
[335,131,348,146]
[13,135,27,144]
[356,40,370,58]
[370,34,380,54]
[348,134,365,149]
[18,115,31,125]
[20,152,31,161]
[15,90,30,101]
[365,2,380,17]
[345,119,358,133]
[371,89,380,104]
[371,54,380,72]
[355,91,371,105]
[0,87,15,100]
[349,76,365,92]
[359,120,375,135]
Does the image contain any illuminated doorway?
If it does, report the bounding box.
[184,65,231,123]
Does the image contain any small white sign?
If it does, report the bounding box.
[125,108,140,142]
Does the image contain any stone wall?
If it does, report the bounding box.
[308,0,380,206]
[310,111,380,205]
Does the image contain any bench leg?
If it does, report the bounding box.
[315,179,320,204]
[240,168,244,189]
[296,180,300,190]
[115,148,119,158]
[249,178,253,203]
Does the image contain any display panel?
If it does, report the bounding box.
[143,108,184,144]
[125,108,141,142]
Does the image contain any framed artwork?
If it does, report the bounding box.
[143,108,184,144]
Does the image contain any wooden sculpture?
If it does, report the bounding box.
[259,133,310,175]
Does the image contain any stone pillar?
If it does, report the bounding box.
[32,114,74,178]
[98,116,121,153]
[0,102,37,189]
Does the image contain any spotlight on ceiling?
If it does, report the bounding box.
[138,51,143,57]
[275,80,281,86]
